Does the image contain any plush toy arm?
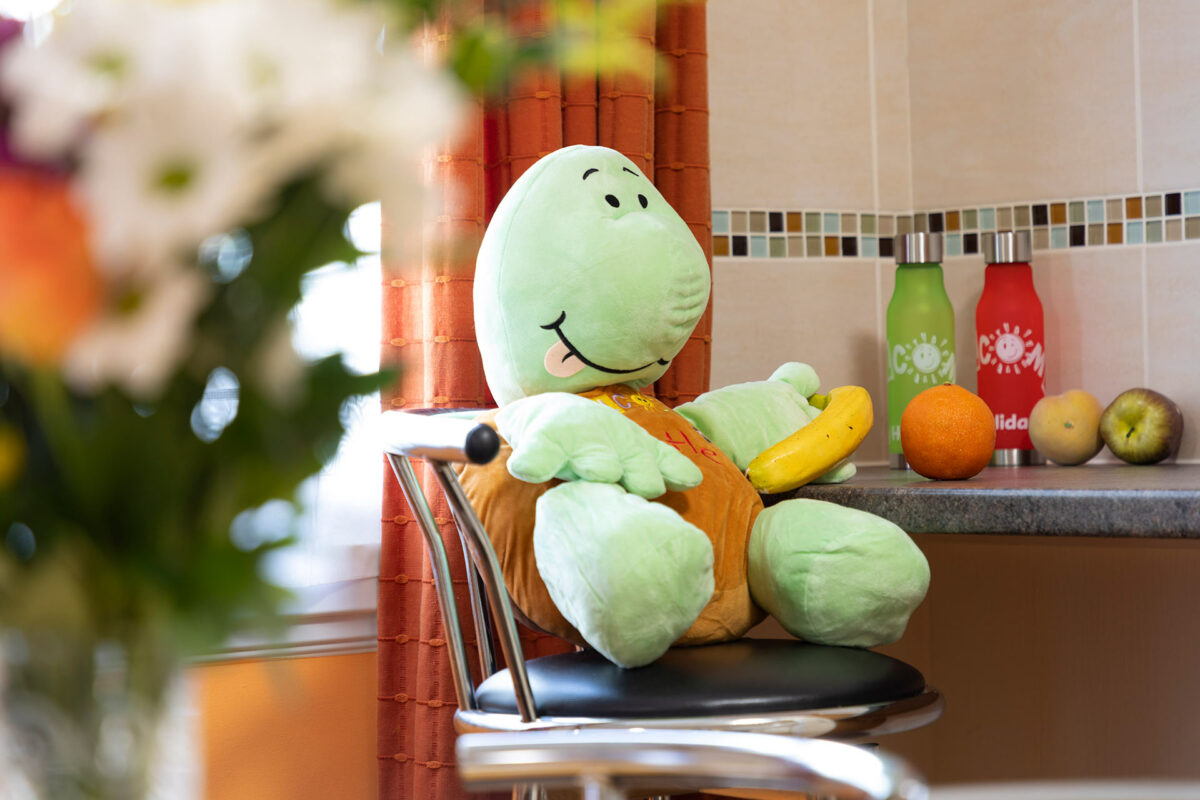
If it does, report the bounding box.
[675,363,821,471]
[496,392,703,498]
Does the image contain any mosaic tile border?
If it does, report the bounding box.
[712,189,1200,259]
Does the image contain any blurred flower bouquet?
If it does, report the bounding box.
[0,0,463,795]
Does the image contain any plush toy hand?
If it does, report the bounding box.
[496,393,703,498]
[675,362,820,471]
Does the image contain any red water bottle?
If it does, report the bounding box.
[976,231,1046,466]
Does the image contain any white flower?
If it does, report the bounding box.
[62,267,211,400]
[0,0,183,160]
[6,0,466,246]
[195,0,385,125]
[76,90,270,278]
[323,49,466,212]
[204,0,465,200]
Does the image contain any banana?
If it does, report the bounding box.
[746,385,873,494]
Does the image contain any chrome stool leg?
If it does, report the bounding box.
[512,784,628,800]
[581,776,625,800]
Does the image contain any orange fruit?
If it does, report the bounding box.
[900,383,996,480]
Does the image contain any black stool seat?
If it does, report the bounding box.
[476,639,927,719]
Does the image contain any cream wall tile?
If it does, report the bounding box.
[1144,243,1200,462]
[708,0,875,210]
[1138,0,1200,192]
[710,258,888,463]
[872,0,913,212]
[1033,247,1146,439]
[907,0,1139,208]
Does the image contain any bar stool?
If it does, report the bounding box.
[382,410,942,799]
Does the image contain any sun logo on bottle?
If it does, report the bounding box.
[978,322,1044,377]
[891,333,955,386]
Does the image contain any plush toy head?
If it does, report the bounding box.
[474,145,710,406]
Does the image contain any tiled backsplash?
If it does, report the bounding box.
[706,0,1200,466]
[713,189,1200,259]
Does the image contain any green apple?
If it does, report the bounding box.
[1099,388,1184,465]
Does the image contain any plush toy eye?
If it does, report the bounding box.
[605,194,620,208]
[638,194,648,208]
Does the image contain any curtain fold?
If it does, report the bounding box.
[653,0,712,405]
[378,3,711,797]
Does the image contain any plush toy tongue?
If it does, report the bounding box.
[544,340,586,378]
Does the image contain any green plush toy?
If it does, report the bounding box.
[460,145,929,668]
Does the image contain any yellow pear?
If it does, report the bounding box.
[1029,389,1105,465]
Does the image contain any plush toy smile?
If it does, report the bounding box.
[542,310,669,378]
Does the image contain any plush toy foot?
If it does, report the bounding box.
[747,498,930,647]
[533,481,715,668]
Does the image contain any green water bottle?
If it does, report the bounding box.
[887,232,956,469]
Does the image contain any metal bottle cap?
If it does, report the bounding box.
[982,230,1032,264]
[893,232,943,264]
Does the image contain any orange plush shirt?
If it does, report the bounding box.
[459,385,766,649]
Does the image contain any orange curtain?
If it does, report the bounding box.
[377,3,711,797]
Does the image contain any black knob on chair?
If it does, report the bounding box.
[464,423,501,464]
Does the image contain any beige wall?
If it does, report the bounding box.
[708,0,1200,465]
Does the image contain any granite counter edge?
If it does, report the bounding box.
[774,485,1200,538]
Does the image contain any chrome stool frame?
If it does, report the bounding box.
[458,728,929,800]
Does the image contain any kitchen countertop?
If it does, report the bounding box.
[776,463,1200,538]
